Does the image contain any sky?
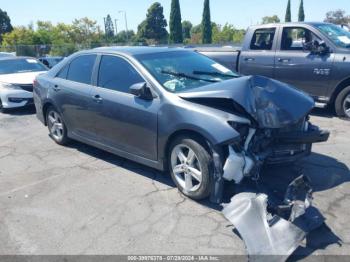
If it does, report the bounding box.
[1,0,350,31]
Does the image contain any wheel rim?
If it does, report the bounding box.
[343,93,350,118]
[48,111,64,141]
[171,144,203,192]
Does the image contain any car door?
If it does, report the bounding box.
[91,55,159,161]
[51,54,97,139]
[274,26,334,97]
[239,27,277,78]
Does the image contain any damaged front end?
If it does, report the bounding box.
[186,77,331,220]
[179,75,330,185]
[179,75,330,259]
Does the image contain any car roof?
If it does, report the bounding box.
[250,21,333,29]
[0,56,38,61]
[39,56,63,59]
[90,46,187,56]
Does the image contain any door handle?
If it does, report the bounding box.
[278,58,291,63]
[244,58,255,62]
[92,94,103,103]
[53,85,61,92]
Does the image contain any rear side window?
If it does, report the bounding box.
[98,55,144,93]
[250,28,276,50]
[67,55,96,85]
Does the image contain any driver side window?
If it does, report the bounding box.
[98,55,144,93]
[281,27,321,51]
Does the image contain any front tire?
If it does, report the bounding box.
[46,106,69,145]
[335,86,350,119]
[168,136,212,200]
[0,99,7,113]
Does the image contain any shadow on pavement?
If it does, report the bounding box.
[311,107,350,121]
[289,223,343,261]
[1,105,36,116]
[310,107,335,119]
[67,139,347,259]
[67,140,176,189]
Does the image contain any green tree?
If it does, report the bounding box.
[169,0,183,43]
[50,23,77,56]
[285,0,292,22]
[232,29,245,44]
[325,10,350,25]
[212,23,235,43]
[115,30,135,43]
[262,15,281,24]
[298,0,305,22]
[71,17,103,46]
[182,20,192,40]
[0,9,13,42]
[104,14,115,39]
[211,23,246,44]
[33,21,53,45]
[1,26,36,56]
[137,2,168,44]
[189,24,202,44]
[201,0,212,44]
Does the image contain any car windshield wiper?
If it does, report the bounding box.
[161,70,219,83]
[193,70,238,78]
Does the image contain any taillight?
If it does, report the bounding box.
[33,79,38,87]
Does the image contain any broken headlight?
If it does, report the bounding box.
[228,121,250,140]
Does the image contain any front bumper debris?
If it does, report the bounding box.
[222,175,325,261]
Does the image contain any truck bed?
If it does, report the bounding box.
[192,47,241,72]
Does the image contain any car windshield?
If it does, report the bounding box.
[0,58,47,75]
[135,51,239,93]
[315,24,350,48]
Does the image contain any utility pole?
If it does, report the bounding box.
[118,10,129,43]
[114,19,118,35]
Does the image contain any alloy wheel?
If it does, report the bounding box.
[48,111,64,141]
[343,93,350,118]
[170,144,203,192]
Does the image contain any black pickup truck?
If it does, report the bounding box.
[196,22,350,118]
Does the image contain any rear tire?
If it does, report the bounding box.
[168,136,212,200]
[335,86,350,119]
[46,106,69,145]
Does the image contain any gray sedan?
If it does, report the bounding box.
[34,47,329,201]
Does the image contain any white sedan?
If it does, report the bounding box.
[0,57,47,112]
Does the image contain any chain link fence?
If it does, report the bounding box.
[0,42,241,58]
[0,43,113,57]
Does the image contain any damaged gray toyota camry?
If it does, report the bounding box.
[34,47,329,203]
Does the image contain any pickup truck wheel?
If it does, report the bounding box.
[168,137,212,200]
[335,86,350,119]
[46,106,69,145]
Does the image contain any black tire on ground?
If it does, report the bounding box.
[168,136,213,200]
[335,86,350,119]
[46,106,70,145]
[0,99,7,113]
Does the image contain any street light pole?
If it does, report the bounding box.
[118,10,129,43]
[114,19,118,35]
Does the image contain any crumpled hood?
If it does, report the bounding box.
[178,75,315,129]
[0,71,46,85]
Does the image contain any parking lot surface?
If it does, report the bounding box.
[0,108,349,258]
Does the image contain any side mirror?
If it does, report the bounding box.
[130,82,154,100]
[304,40,329,55]
[318,41,330,55]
